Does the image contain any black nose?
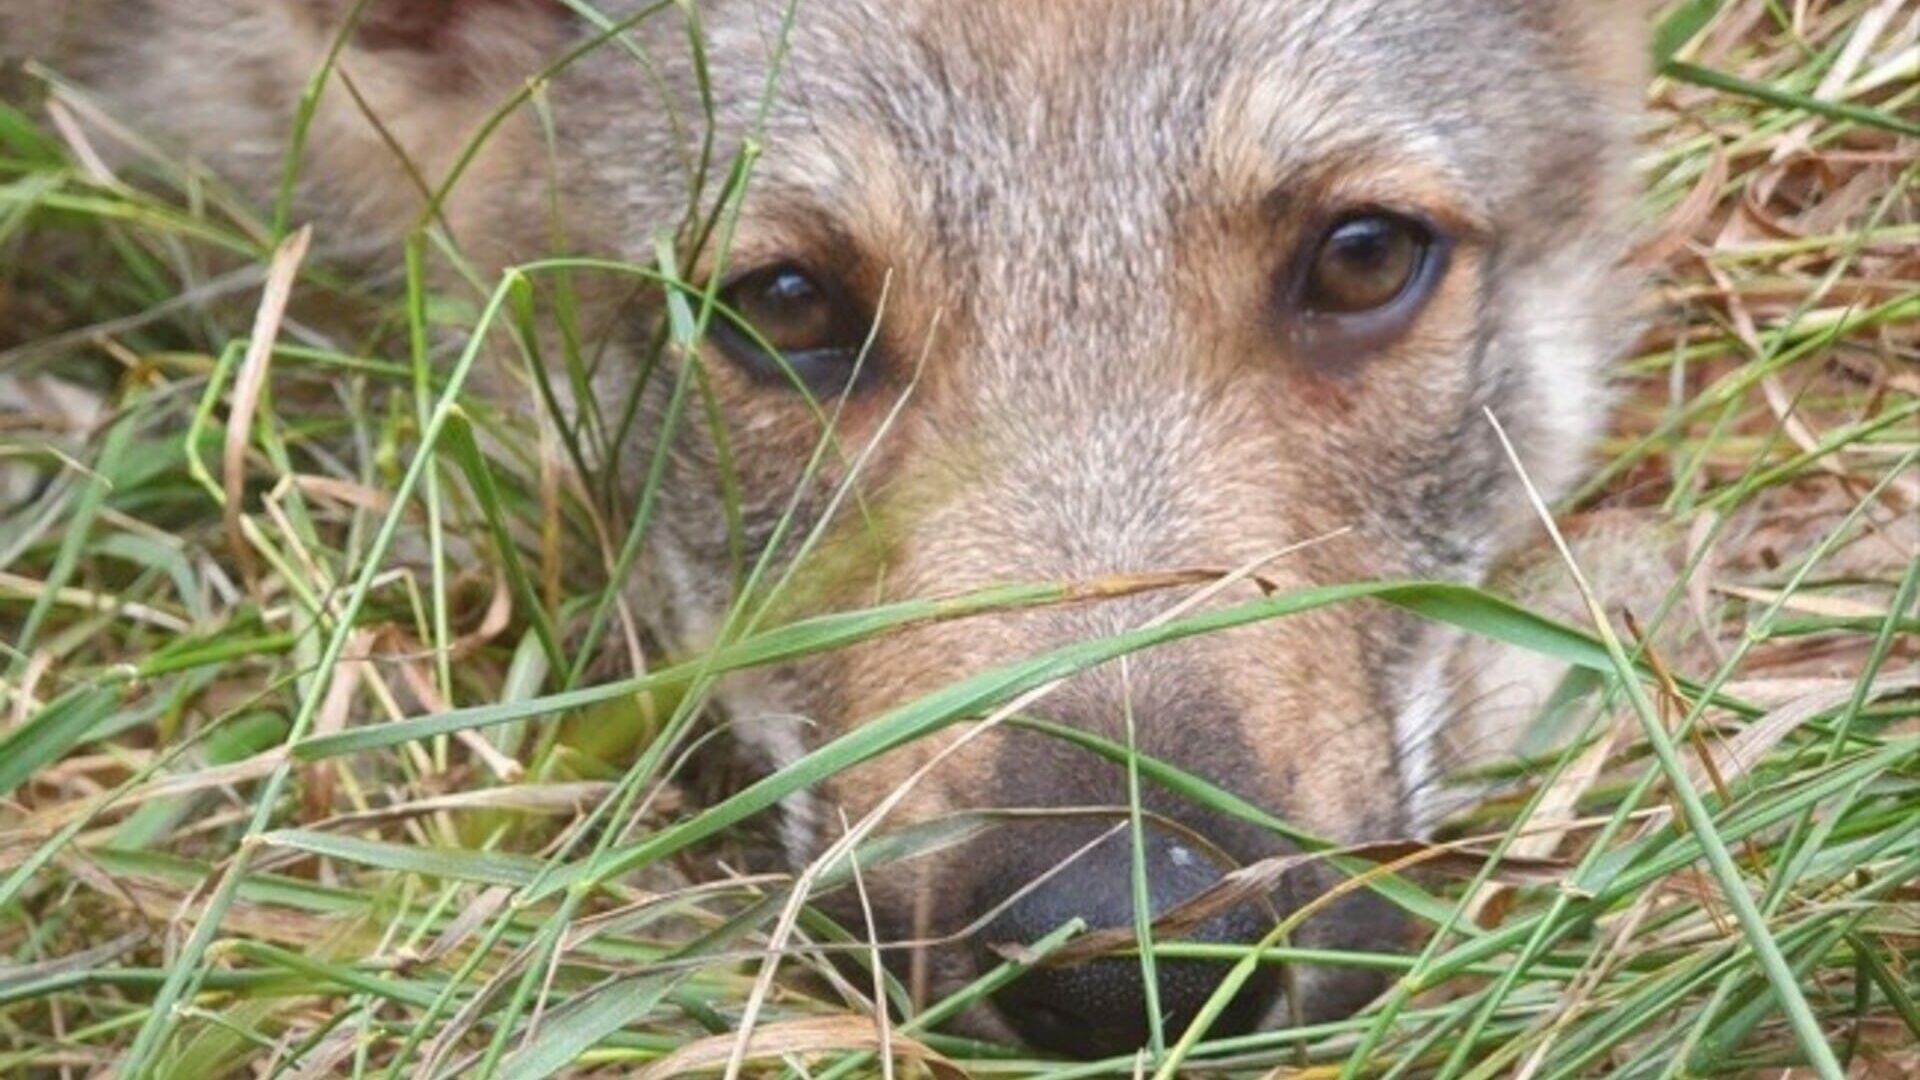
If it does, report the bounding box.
[975,824,1280,1059]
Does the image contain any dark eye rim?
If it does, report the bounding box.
[1282,208,1452,337]
[705,262,880,396]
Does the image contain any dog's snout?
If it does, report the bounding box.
[975,824,1280,1059]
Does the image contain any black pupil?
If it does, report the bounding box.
[1308,217,1421,313]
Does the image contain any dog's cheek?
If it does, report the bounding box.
[1493,244,1638,506]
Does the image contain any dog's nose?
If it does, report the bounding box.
[975,824,1280,1059]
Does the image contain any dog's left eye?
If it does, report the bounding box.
[1301,213,1444,316]
[1282,212,1448,364]
[709,264,874,395]
[1304,215,1430,314]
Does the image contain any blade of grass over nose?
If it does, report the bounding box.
[527,579,1653,901]
[1151,846,1450,1079]
[489,818,1052,1080]
[289,572,1263,761]
[1007,717,1463,928]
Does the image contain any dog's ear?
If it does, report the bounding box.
[304,0,570,75]
[80,1,573,250]
[282,1,572,241]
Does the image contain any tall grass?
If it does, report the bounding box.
[2,1,1916,1077]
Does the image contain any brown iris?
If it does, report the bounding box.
[1302,214,1428,314]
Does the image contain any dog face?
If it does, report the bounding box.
[566,0,1642,1051]
[87,0,1644,1056]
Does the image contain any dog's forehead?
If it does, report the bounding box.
[706,0,1581,220]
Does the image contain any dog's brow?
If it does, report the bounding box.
[1201,70,1489,233]
[1229,147,1490,244]
[1315,157,1493,239]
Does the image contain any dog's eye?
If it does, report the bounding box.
[710,264,873,395]
[1302,214,1430,314]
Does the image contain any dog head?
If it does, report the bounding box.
[575,0,1644,1053]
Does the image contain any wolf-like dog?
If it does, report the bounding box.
[14,0,1646,1057]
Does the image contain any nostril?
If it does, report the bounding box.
[974,826,1281,1059]
[1001,996,1091,1055]
[985,935,1279,1059]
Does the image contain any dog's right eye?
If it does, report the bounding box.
[709,264,874,395]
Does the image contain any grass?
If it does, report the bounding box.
[2,1,1917,1077]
